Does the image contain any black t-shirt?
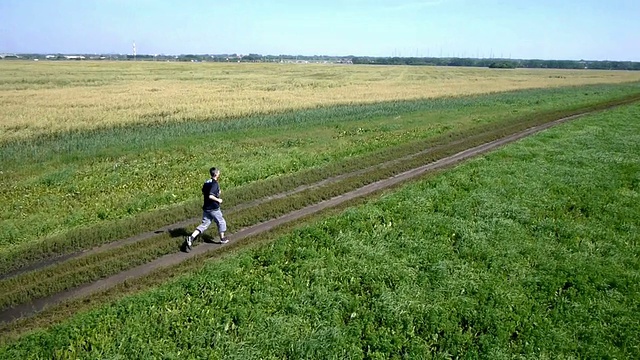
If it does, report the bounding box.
[202,179,220,211]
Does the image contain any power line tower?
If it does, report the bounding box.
[133,41,136,61]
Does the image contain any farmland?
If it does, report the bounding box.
[1,61,640,357]
[1,97,638,358]
[3,62,640,257]
[3,61,640,142]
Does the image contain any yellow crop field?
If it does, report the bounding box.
[1,61,639,142]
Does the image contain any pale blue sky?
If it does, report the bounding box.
[1,0,638,61]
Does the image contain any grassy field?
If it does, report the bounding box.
[2,82,640,260]
[5,94,633,309]
[2,62,639,340]
[1,100,638,358]
[3,61,640,254]
[2,61,640,142]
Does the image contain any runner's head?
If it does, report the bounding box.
[210,167,220,179]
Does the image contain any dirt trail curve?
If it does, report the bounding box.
[0,112,588,324]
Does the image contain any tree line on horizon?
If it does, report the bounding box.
[3,53,639,70]
[351,56,640,70]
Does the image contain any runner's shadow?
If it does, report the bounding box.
[169,228,215,243]
[168,228,189,238]
[168,228,192,252]
[169,228,216,251]
[201,234,216,243]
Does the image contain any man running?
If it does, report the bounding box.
[185,167,227,252]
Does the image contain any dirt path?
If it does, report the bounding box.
[0,112,587,324]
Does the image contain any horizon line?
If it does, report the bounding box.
[1,53,638,63]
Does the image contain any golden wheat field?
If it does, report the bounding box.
[1,60,640,142]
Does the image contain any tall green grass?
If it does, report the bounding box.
[1,100,638,358]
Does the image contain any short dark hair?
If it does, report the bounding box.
[209,167,220,177]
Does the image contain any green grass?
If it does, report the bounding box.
[1,100,638,358]
[2,83,639,259]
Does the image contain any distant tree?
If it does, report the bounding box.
[448,58,476,67]
[488,61,517,69]
[241,54,262,62]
